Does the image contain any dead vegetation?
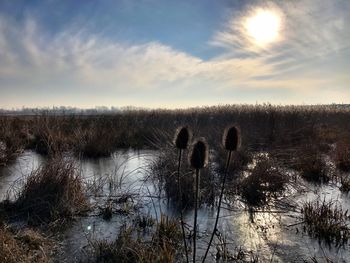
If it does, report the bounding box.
[3,157,88,225]
[0,224,54,263]
[294,146,330,183]
[334,139,350,172]
[239,157,288,206]
[0,105,350,262]
[302,199,350,246]
[0,117,26,166]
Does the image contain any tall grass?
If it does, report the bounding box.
[1,104,349,159]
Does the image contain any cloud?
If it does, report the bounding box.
[211,0,350,73]
[0,14,279,94]
[0,0,350,108]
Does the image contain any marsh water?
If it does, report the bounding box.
[0,150,349,262]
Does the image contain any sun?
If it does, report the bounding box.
[245,9,281,46]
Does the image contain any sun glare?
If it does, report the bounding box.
[245,9,281,46]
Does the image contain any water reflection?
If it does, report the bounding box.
[0,150,349,262]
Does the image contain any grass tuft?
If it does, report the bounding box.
[7,157,88,225]
[302,199,350,246]
[239,157,287,206]
[295,146,330,183]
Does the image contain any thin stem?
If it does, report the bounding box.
[202,150,232,263]
[177,149,189,263]
[193,168,200,263]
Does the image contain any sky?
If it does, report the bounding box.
[0,0,349,109]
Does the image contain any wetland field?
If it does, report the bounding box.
[1,104,350,263]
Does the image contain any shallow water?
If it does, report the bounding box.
[0,151,349,262]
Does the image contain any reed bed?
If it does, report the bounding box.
[1,104,349,160]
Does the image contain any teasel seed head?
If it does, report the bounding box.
[189,138,208,169]
[174,126,191,150]
[223,125,240,151]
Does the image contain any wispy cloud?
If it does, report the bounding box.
[0,0,349,108]
[212,0,350,76]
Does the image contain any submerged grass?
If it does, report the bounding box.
[92,214,182,263]
[302,199,350,246]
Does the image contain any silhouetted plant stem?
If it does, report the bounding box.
[189,138,208,263]
[202,150,232,263]
[177,149,189,263]
[193,168,200,263]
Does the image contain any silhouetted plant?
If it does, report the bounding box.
[174,126,191,263]
[202,126,240,263]
[189,138,208,263]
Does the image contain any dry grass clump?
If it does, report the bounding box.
[334,140,350,172]
[0,224,53,263]
[294,146,330,183]
[301,199,350,246]
[239,157,287,206]
[74,127,117,158]
[339,176,350,192]
[93,215,182,263]
[0,118,26,166]
[11,158,88,224]
[0,140,23,167]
